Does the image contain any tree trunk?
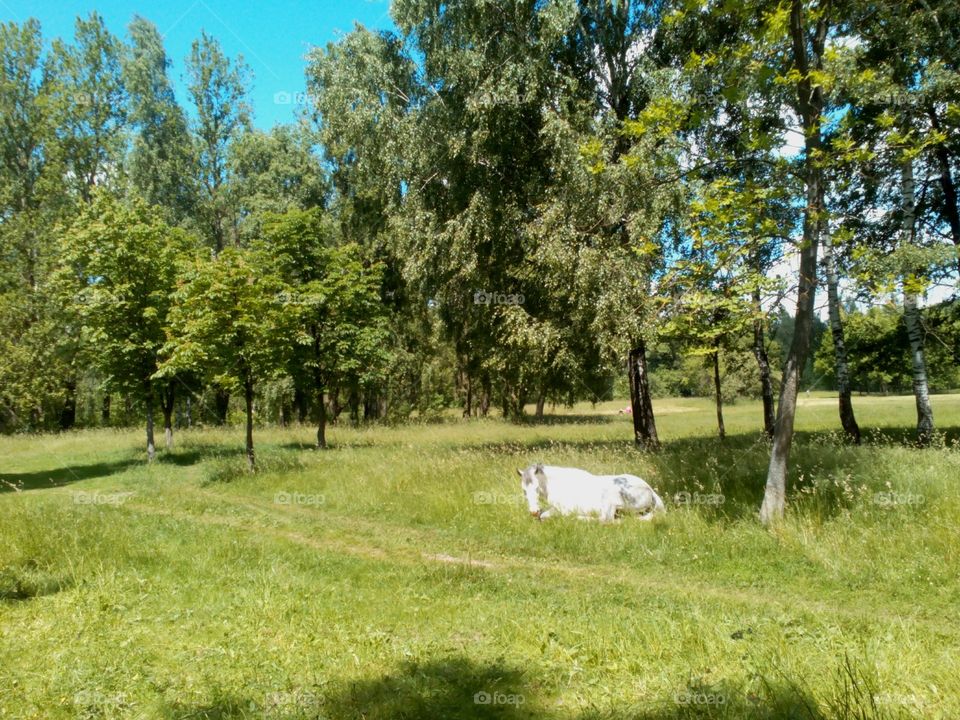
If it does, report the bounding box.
[145,384,156,462]
[900,157,935,445]
[348,390,360,426]
[712,347,725,441]
[904,293,934,444]
[628,340,659,450]
[515,388,527,419]
[822,214,861,444]
[294,386,309,423]
[479,374,491,417]
[752,288,775,438]
[761,0,826,525]
[316,391,327,449]
[462,371,473,418]
[161,382,175,450]
[927,105,960,274]
[214,388,230,425]
[244,378,255,471]
[58,378,77,430]
[185,395,193,427]
[101,394,111,425]
[535,391,546,420]
[363,394,379,421]
[328,390,341,423]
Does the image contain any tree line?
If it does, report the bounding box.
[1,0,957,521]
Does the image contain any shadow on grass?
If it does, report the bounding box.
[516,413,620,426]
[163,657,841,719]
[0,458,140,493]
[0,565,73,601]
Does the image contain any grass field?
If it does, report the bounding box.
[1,394,959,719]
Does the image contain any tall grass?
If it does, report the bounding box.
[0,394,957,718]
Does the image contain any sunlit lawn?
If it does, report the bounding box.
[1,393,959,719]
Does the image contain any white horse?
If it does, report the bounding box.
[517,463,665,521]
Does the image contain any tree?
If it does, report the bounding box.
[160,247,291,470]
[758,0,835,524]
[59,194,191,458]
[185,31,251,252]
[835,0,958,444]
[123,16,195,222]
[0,19,78,431]
[49,12,126,205]
[259,208,390,447]
[564,0,667,447]
[388,0,579,421]
[228,123,327,242]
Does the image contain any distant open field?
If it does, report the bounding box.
[2,394,959,719]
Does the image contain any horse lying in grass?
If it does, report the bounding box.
[517,463,666,522]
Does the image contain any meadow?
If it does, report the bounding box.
[1,393,959,719]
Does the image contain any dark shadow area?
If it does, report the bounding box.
[160,657,841,720]
[0,565,73,602]
[319,657,532,719]
[0,458,139,493]
[154,448,210,466]
[153,655,899,719]
[516,413,620,426]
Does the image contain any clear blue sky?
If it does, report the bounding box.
[2,0,397,128]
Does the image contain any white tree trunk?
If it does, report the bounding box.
[900,157,935,444]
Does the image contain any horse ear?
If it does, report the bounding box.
[534,463,544,473]
[516,468,524,477]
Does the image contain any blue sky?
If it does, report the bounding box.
[2,0,397,128]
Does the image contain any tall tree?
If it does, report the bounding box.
[821,213,861,443]
[50,12,126,204]
[123,16,194,222]
[260,208,390,447]
[59,194,190,458]
[185,31,251,252]
[565,0,665,447]
[899,156,936,443]
[759,0,833,525]
[228,123,327,242]
[160,247,291,470]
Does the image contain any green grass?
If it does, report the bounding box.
[1,394,959,719]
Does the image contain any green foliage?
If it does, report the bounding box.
[49,12,126,204]
[815,302,960,394]
[228,124,327,242]
[59,193,191,398]
[123,16,195,223]
[185,31,251,251]
[259,208,391,405]
[160,246,291,394]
